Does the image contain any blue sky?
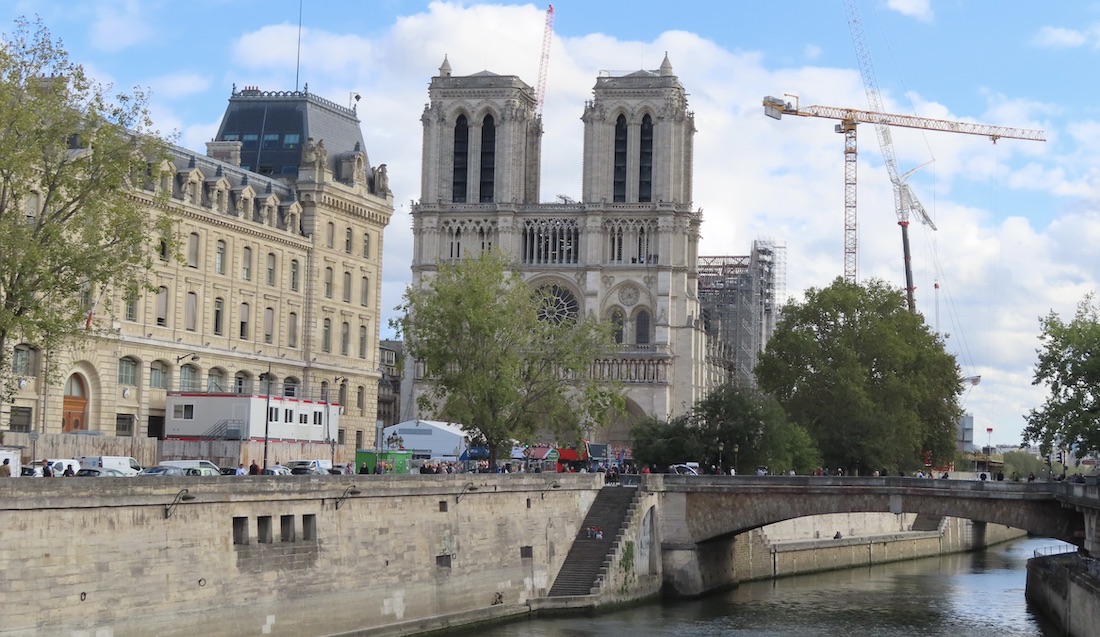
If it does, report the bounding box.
[6,0,1100,447]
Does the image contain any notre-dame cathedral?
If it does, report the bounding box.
[407,55,781,451]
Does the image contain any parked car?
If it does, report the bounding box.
[75,467,129,478]
[290,466,330,475]
[138,465,187,477]
[262,466,292,475]
[670,464,700,476]
[219,467,239,476]
[20,465,35,477]
[184,467,221,477]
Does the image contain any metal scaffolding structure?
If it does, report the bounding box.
[698,239,786,386]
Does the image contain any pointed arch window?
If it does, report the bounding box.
[452,114,469,203]
[613,114,627,203]
[635,309,651,345]
[611,310,624,344]
[479,114,496,202]
[639,114,653,202]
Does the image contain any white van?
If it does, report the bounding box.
[286,459,333,475]
[78,456,142,477]
[160,459,221,474]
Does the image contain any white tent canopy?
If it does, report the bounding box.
[384,420,469,460]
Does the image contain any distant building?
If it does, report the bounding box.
[3,86,393,456]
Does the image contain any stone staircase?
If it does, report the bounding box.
[910,513,945,532]
[547,486,638,597]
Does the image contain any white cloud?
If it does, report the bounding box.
[147,72,211,100]
[1031,25,1090,48]
[886,0,933,23]
[88,0,154,52]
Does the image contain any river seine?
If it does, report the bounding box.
[454,536,1070,637]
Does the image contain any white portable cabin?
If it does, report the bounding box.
[166,392,341,443]
[383,420,469,460]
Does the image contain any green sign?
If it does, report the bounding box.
[546,449,560,461]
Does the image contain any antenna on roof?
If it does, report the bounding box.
[295,0,304,91]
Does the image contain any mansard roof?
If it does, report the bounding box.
[213,85,371,180]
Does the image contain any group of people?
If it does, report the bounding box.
[36,460,75,477]
[585,526,604,540]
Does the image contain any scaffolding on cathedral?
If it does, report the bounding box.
[698,240,787,386]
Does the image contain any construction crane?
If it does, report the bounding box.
[763,95,1045,306]
[535,5,555,116]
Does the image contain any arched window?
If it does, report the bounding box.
[338,382,348,407]
[150,361,169,389]
[207,368,227,392]
[359,325,368,359]
[118,357,139,386]
[234,371,252,394]
[479,114,495,202]
[266,253,276,285]
[324,267,333,298]
[452,114,469,203]
[322,318,332,352]
[342,271,352,302]
[635,309,651,345]
[320,380,330,401]
[179,364,199,391]
[611,310,624,344]
[639,114,653,203]
[345,227,353,253]
[357,386,365,414]
[361,276,369,307]
[283,376,300,398]
[340,321,350,356]
[613,114,627,203]
[325,222,335,248]
[62,374,88,432]
[290,259,300,291]
[362,232,371,258]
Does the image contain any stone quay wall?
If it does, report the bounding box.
[1027,552,1100,637]
[0,473,603,637]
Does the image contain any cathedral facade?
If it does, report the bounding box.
[409,56,724,448]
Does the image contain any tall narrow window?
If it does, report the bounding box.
[611,310,624,344]
[479,114,495,202]
[639,114,653,203]
[118,357,138,386]
[125,296,137,322]
[324,267,333,298]
[290,260,300,291]
[156,286,169,326]
[340,322,350,356]
[213,298,224,336]
[264,307,274,344]
[635,310,650,345]
[185,292,198,331]
[242,247,252,280]
[345,228,353,253]
[358,325,368,359]
[613,114,628,203]
[187,233,200,267]
[208,368,226,392]
[342,271,352,302]
[215,240,227,274]
[180,365,198,392]
[287,312,298,348]
[239,302,250,339]
[360,276,369,307]
[325,222,334,248]
[322,318,332,352]
[266,253,276,285]
[150,362,168,389]
[452,114,469,203]
[362,233,371,258]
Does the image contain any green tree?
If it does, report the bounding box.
[691,382,820,475]
[1024,294,1100,458]
[392,251,623,467]
[755,278,962,475]
[629,414,704,471]
[0,18,172,404]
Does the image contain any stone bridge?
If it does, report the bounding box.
[643,475,1100,596]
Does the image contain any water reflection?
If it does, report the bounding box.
[452,537,1069,637]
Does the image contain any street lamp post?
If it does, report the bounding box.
[986,427,993,475]
[718,442,724,474]
[733,444,739,476]
[259,368,272,472]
